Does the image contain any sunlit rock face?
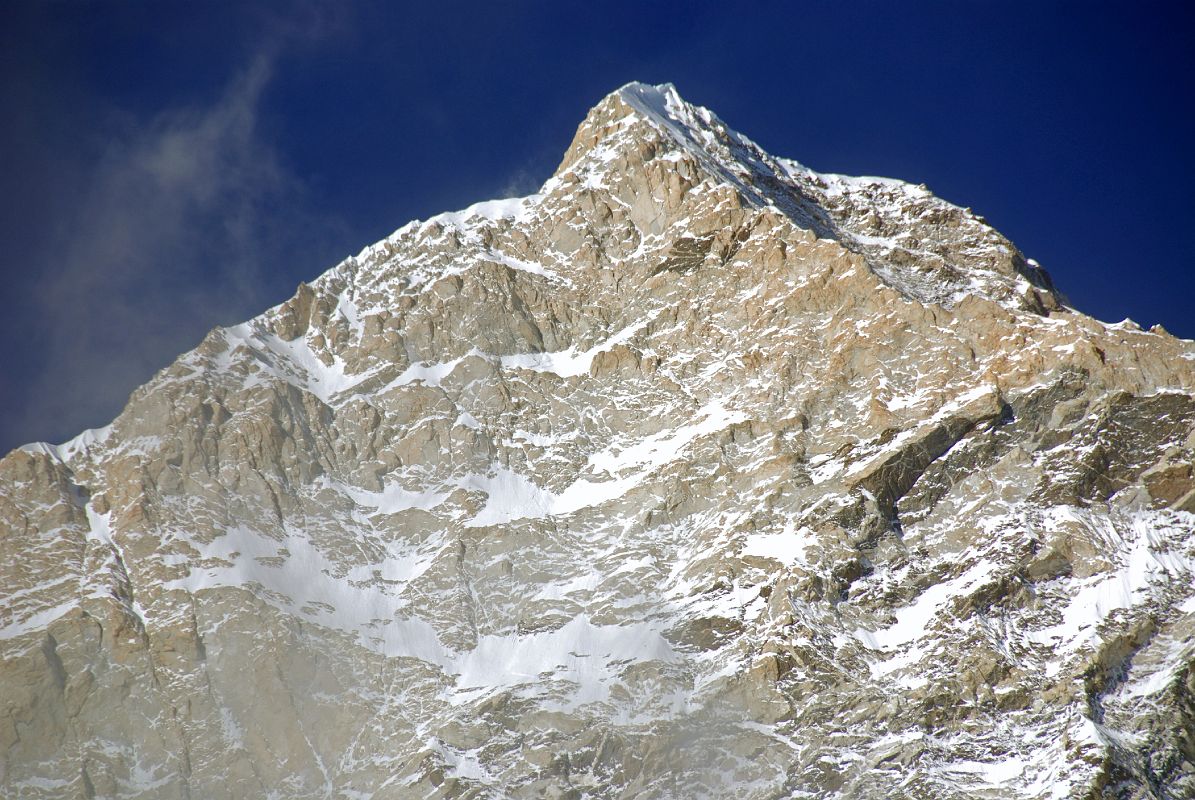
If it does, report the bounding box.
[3,82,1194,800]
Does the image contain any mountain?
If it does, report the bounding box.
[2,82,1194,799]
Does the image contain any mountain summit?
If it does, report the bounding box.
[3,82,1194,799]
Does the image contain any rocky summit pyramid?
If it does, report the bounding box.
[3,82,1195,800]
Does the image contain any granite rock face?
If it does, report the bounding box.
[3,82,1195,799]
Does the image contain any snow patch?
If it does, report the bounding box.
[20,424,114,463]
[741,523,811,564]
[856,558,997,653]
[454,615,676,706]
[466,399,747,526]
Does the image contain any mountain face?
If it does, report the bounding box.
[3,82,1195,800]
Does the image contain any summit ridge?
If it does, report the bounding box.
[2,83,1195,799]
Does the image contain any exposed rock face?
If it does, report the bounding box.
[3,82,1194,799]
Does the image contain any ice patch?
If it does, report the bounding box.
[1027,508,1195,676]
[500,317,652,378]
[741,523,811,564]
[430,195,540,228]
[940,757,1026,787]
[0,598,81,640]
[336,478,451,516]
[20,424,114,463]
[221,323,380,404]
[808,453,844,484]
[383,349,484,391]
[466,399,748,526]
[163,523,448,663]
[856,558,997,652]
[454,615,676,706]
[334,293,364,338]
[483,250,570,285]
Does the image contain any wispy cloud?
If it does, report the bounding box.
[14,50,342,449]
[499,165,549,199]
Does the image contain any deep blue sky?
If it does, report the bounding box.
[2,1,1192,454]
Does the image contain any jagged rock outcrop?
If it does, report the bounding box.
[2,82,1194,799]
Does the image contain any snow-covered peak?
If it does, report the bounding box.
[614,81,683,111]
[551,82,1065,315]
[614,81,709,134]
[556,81,750,177]
[4,79,1195,800]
